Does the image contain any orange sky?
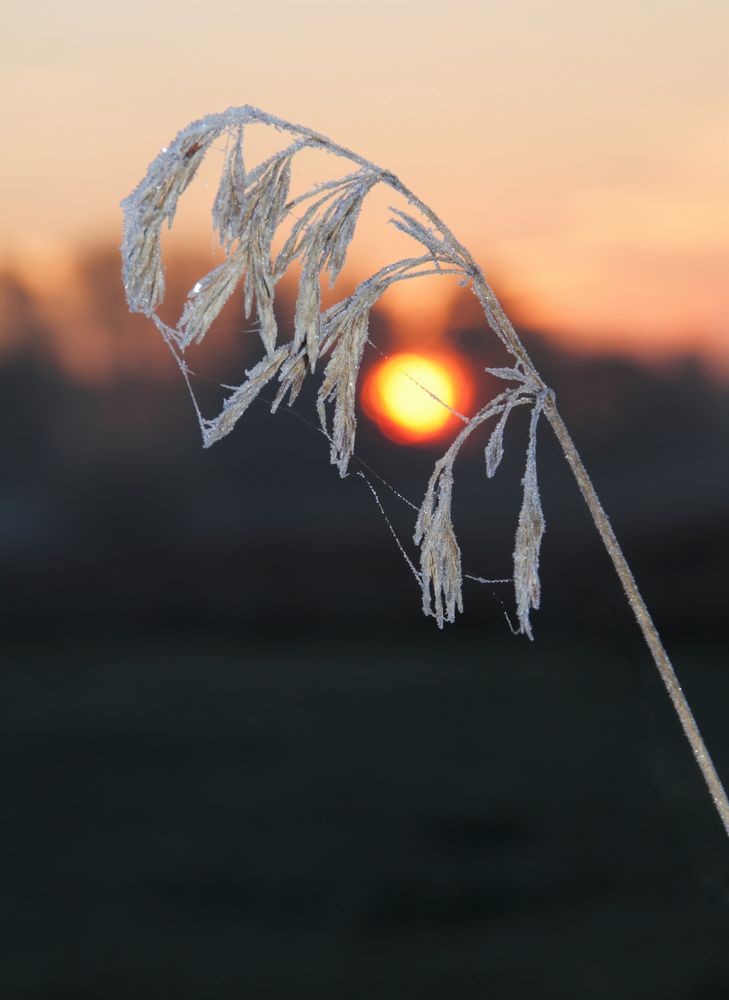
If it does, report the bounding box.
[2,0,728,372]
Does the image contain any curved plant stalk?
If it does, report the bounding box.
[121,106,729,836]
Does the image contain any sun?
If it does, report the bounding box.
[362,352,472,444]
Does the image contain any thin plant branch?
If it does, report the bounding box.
[121,105,729,837]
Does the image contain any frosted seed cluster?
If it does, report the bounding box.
[121,106,549,636]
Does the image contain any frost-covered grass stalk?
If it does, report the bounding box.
[121,106,729,837]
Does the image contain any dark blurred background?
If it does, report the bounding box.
[1,247,728,999]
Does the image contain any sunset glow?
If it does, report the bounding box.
[1,1,727,374]
[362,353,473,444]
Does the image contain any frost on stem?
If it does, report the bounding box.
[121,106,729,840]
[120,106,548,634]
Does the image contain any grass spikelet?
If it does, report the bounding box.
[484,390,526,478]
[293,249,322,367]
[319,173,378,284]
[316,295,372,477]
[414,459,463,628]
[273,176,357,277]
[246,251,278,354]
[121,124,218,315]
[389,207,461,267]
[513,395,547,638]
[212,128,246,250]
[271,350,308,412]
[202,345,290,448]
[241,151,295,353]
[179,255,247,348]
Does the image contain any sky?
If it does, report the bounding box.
[2,0,728,371]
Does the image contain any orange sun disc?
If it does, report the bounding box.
[362,352,473,444]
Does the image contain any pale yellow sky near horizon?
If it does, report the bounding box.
[2,0,728,367]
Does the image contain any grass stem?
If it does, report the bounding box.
[544,402,729,837]
[123,105,729,838]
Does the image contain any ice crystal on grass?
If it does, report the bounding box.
[316,290,377,477]
[271,350,308,413]
[317,173,379,285]
[415,459,463,628]
[212,128,246,250]
[484,398,515,478]
[179,255,247,348]
[121,106,551,634]
[389,207,463,268]
[513,394,547,638]
[202,345,290,448]
[121,107,729,839]
[121,122,219,316]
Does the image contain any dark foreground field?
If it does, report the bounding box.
[2,265,728,996]
[2,630,728,1000]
